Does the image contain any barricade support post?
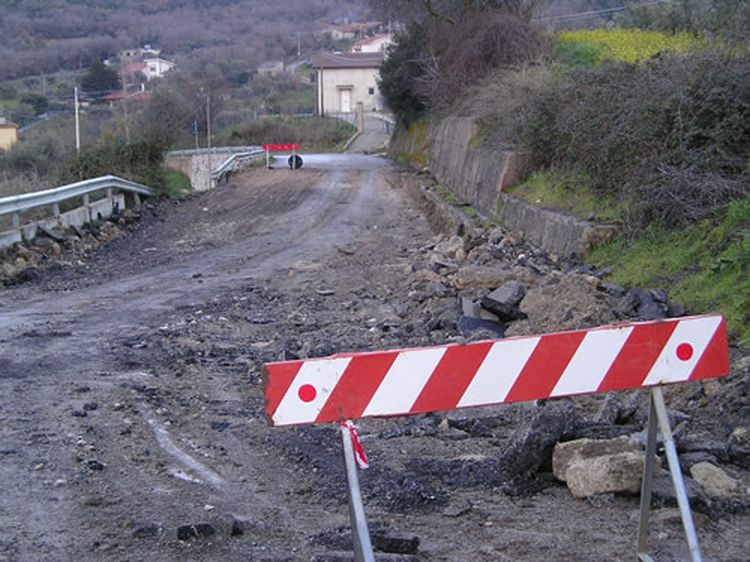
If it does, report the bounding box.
[341,423,375,562]
[638,386,704,562]
[262,314,729,560]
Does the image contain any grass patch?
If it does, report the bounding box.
[555,29,703,65]
[391,119,429,169]
[272,87,315,112]
[506,171,620,222]
[432,182,458,205]
[588,194,750,347]
[160,167,192,198]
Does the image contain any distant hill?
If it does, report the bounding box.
[0,0,367,81]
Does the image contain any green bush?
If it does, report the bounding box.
[478,51,750,231]
[221,116,355,151]
[58,141,181,196]
[161,168,192,198]
[19,92,49,115]
[0,130,71,177]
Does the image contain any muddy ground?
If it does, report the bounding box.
[1,154,748,561]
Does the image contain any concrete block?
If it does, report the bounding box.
[60,207,90,229]
[0,229,22,250]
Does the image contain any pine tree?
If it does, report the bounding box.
[81,59,120,95]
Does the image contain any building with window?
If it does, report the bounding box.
[351,34,392,54]
[0,120,18,152]
[142,57,176,80]
[312,52,384,115]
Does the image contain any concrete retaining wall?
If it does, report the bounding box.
[497,195,616,257]
[408,116,615,257]
[165,154,212,191]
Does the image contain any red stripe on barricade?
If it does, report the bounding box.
[262,315,730,427]
[316,352,399,422]
[264,361,304,419]
[597,322,676,392]
[505,332,586,403]
[689,318,729,381]
[410,341,493,414]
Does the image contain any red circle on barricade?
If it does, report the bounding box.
[676,343,694,361]
[298,384,317,402]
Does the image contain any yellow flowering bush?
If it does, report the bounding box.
[556,29,703,64]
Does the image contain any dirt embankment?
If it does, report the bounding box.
[1,160,748,561]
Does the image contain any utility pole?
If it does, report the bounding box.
[120,67,131,144]
[206,93,212,172]
[297,32,301,57]
[74,86,81,154]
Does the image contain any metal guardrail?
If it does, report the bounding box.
[0,175,153,219]
[165,146,261,158]
[210,149,266,183]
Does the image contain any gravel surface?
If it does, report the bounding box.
[1,154,748,561]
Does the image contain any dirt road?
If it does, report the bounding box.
[1,154,747,561]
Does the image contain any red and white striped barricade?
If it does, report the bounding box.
[263,314,729,562]
[261,143,301,170]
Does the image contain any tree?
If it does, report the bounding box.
[378,25,429,126]
[80,59,120,95]
[20,92,49,115]
[367,0,541,24]
[618,0,750,43]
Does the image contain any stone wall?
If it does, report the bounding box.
[396,116,615,257]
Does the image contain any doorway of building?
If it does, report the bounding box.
[340,89,352,113]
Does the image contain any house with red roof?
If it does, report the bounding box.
[351,34,392,54]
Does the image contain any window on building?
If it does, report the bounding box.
[368,87,375,95]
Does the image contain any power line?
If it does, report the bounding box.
[534,0,676,23]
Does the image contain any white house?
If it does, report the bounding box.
[312,52,384,115]
[351,34,392,54]
[142,57,176,80]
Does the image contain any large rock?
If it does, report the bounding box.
[480,280,526,321]
[553,436,642,482]
[565,450,657,498]
[553,436,660,498]
[497,399,579,478]
[433,235,466,262]
[690,462,744,498]
[453,265,515,289]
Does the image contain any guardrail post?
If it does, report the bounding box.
[133,193,141,206]
[82,193,91,220]
[12,212,21,230]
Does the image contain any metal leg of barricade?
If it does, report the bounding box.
[340,425,375,562]
[637,386,703,562]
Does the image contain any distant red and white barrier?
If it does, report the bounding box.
[264,314,728,427]
[262,143,302,169]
